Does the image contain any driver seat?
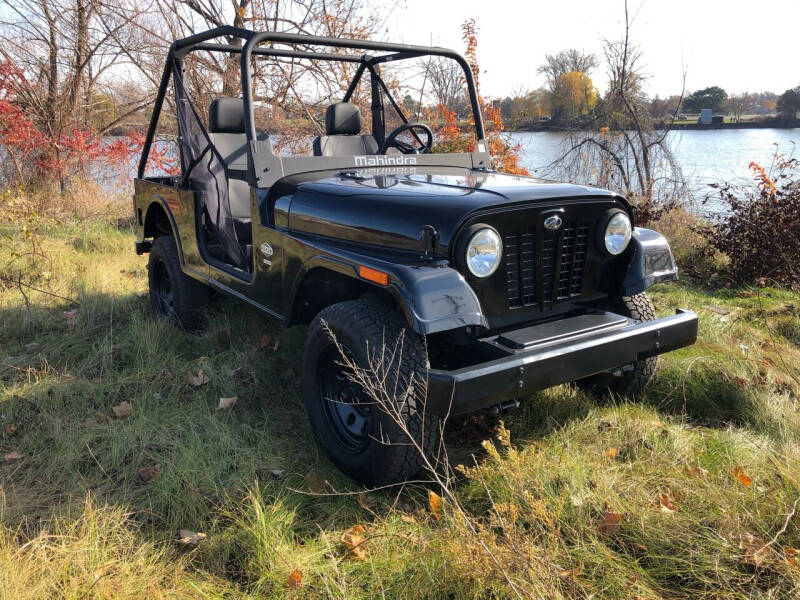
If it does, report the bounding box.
[312,103,379,157]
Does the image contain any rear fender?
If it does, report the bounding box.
[289,241,487,335]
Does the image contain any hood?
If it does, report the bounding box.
[277,166,623,256]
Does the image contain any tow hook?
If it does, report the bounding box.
[610,363,635,377]
[487,399,520,414]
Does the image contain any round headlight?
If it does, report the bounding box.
[466,227,503,277]
[604,212,632,255]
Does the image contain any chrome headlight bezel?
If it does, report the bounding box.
[600,210,632,256]
[463,225,503,278]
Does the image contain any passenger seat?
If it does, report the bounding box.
[312,103,378,157]
[206,98,269,244]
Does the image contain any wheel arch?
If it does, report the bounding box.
[289,265,398,328]
[143,200,176,239]
[286,248,488,335]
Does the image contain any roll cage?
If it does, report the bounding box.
[138,26,488,187]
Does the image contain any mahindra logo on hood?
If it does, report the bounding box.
[354,155,418,167]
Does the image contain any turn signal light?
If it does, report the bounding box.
[359,265,389,286]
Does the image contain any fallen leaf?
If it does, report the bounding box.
[687,466,709,478]
[111,401,132,418]
[256,331,272,349]
[177,529,206,546]
[286,568,302,588]
[138,464,160,483]
[4,424,17,435]
[632,542,648,552]
[400,514,416,524]
[305,471,326,493]
[739,531,773,566]
[705,305,730,315]
[428,490,443,520]
[558,568,582,579]
[217,396,237,410]
[598,510,622,535]
[356,493,377,512]
[604,447,617,459]
[93,562,117,582]
[787,547,797,567]
[186,370,210,387]
[659,492,678,513]
[3,451,23,461]
[732,466,752,487]
[341,524,367,560]
[95,411,111,424]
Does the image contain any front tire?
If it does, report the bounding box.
[577,293,658,397]
[147,236,209,330]
[302,299,440,486]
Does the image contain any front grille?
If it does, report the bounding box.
[505,221,590,309]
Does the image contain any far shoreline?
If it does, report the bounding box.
[512,120,799,133]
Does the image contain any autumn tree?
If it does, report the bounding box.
[537,49,599,89]
[0,0,154,189]
[538,49,598,125]
[550,71,597,123]
[551,1,686,223]
[426,57,465,114]
[777,87,800,122]
[684,86,728,112]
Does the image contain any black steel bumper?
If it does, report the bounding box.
[426,309,698,415]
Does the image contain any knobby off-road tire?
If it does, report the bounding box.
[577,293,658,397]
[302,298,440,486]
[147,236,210,331]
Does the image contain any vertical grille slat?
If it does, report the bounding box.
[505,220,589,310]
[504,230,537,308]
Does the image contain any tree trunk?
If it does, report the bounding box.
[68,0,90,124]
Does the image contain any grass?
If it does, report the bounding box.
[1,205,800,598]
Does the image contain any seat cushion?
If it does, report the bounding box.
[312,134,379,157]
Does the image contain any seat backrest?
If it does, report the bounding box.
[207,98,259,221]
[312,103,378,157]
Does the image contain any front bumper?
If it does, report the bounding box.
[426,309,698,415]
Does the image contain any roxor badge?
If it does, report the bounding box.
[260,242,273,267]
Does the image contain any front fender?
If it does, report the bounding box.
[618,227,679,296]
[289,239,487,335]
[388,263,487,334]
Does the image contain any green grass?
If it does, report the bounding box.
[2,214,800,598]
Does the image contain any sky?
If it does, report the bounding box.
[378,0,800,99]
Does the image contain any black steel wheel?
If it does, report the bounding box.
[317,344,374,454]
[302,298,440,486]
[576,293,658,397]
[147,236,210,330]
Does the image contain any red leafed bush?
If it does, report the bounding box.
[701,151,800,289]
[106,130,179,177]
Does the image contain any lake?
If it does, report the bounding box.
[509,128,799,210]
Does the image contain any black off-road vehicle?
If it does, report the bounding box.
[133,27,697,486]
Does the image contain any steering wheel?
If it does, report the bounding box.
[381,122,434,155]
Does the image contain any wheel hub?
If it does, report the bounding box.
[318,347,373,453]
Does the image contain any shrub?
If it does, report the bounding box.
[701,152,800,289]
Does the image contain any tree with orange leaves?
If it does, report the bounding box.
[432,19,528,176]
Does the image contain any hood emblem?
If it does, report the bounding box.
[543,215,563,231]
